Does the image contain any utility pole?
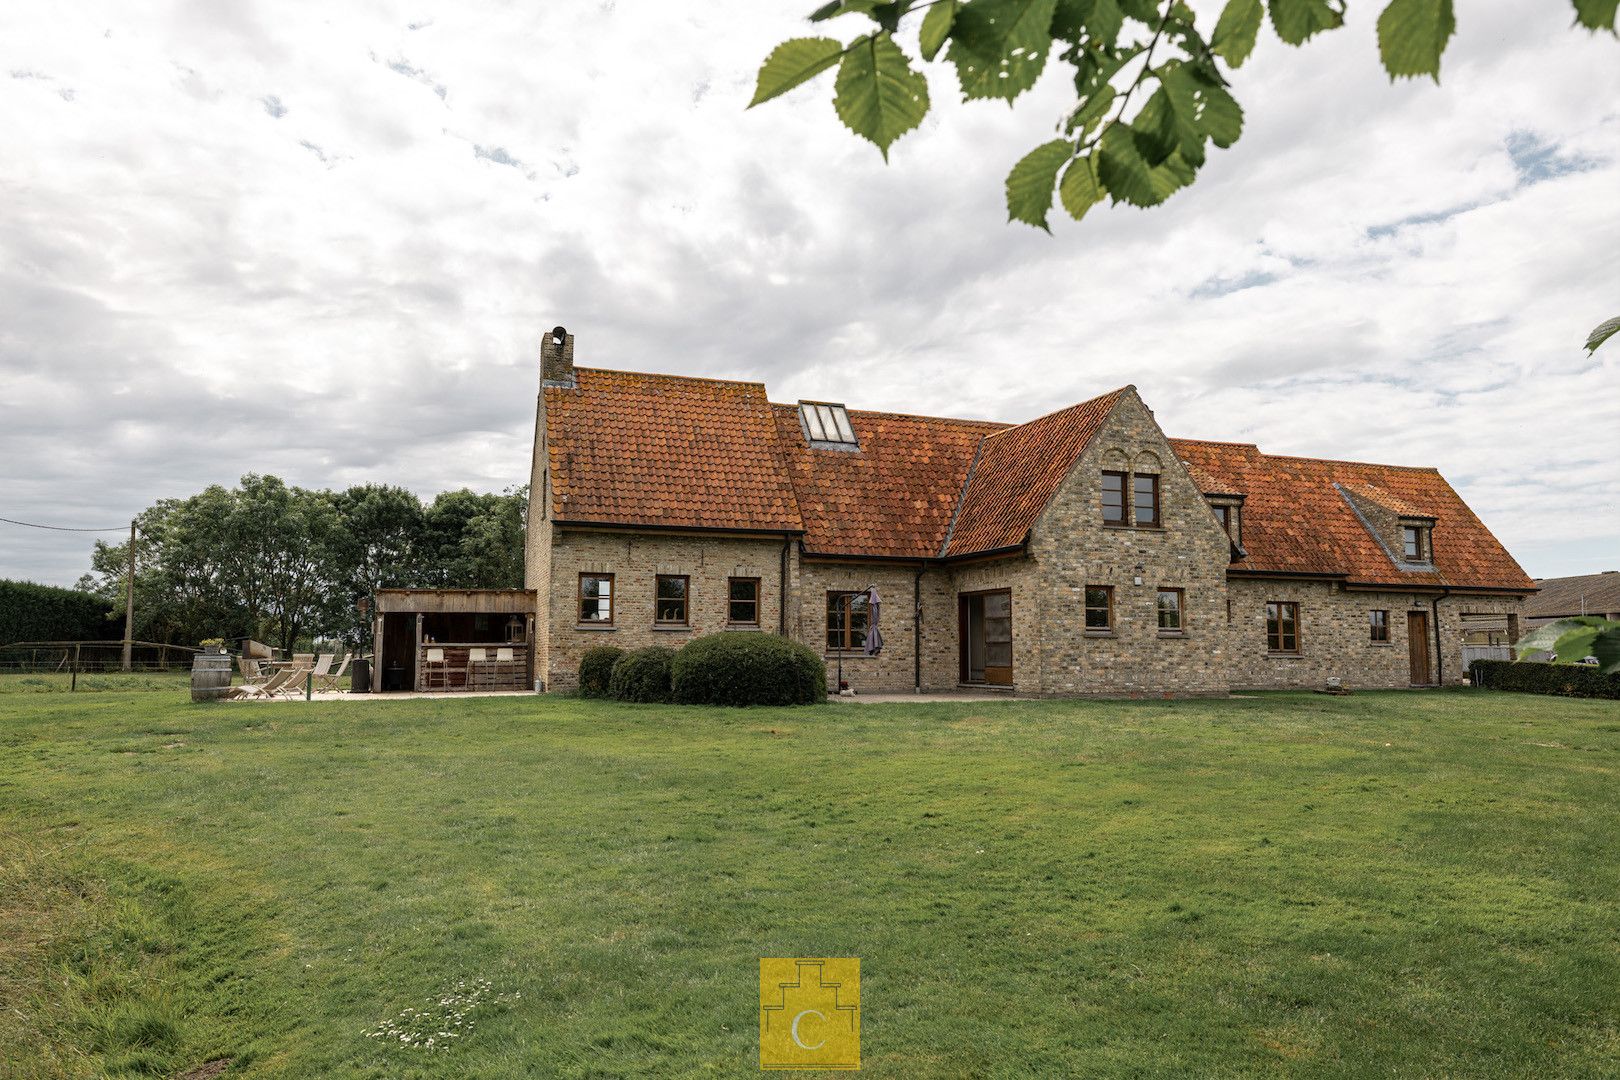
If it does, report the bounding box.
[122,519,136,672]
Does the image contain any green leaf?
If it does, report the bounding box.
[1098,123,1196,206]
[1268,0,1342,45]
[920,0,958,59]
[1572,0,1620,32]
[1591,626,1620,675]
[749,37,847,107]
[1211,0,1263,66]
[1586,315,1620,354]
[947,0,1059,102]
[1005,139,1073,231]
[811,0,882,20]
[1085,0,1126,45]
[1065,83,1115,136]
[1174,64,1244,147]
[1513,616,1606,658]
[834,33,932,159]
[1553,626,1602,664]
[1058,153,1106,220]
[1377,0,1455,81]
[1116,0,1158,21]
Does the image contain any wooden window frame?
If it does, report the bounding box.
[825,591,870,653]
[1401,525,1428,561]
[654,574,689,626]
[578,572,615,626]
[1101,470,1128,526]
[1133,473,1162,528]
[1266,601,1300,654]
[727,576,761,626]
[1369,609,1390,643]
[1156,587,1185,634]
[1084,585,1114,632]
[1212,505,1229,532]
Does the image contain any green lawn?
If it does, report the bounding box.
[2,689,1618,1078]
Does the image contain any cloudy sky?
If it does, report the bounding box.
[2,1,1616,586]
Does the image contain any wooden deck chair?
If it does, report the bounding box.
[269,663,314,699]
[310,654,335,681]
[226,665,301,699]
[315,654,351,693]
[236,656,269,686]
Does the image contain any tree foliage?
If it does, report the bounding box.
[752,0,1618,231]
[79,477,527,652]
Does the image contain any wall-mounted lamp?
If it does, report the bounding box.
[1133,564,1145,587]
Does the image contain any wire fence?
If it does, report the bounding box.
[0,640,201,674]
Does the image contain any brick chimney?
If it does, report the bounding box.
[541,325,575,387]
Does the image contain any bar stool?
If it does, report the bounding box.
[495,646,515,689]
[424,647,448,691]
[467,648,489,690]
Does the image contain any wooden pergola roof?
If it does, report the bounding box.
[373,589,537,615]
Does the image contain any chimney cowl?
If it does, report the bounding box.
[541,326,576,388]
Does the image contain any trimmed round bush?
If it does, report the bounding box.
[607,646,675,704]
[577,645,623,698]
[671,632,826,707]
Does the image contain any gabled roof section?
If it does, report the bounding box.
[942,388,1126,558]
[1526,571,1620,618]
[773,406,1006,558]
[545,368,802,532]
[1169,439,1534,591]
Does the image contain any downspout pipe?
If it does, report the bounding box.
[779,535,791,635]
[913,565,923,694]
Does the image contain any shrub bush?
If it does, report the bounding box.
[577,645,623,698]
[1469,659,1620,700]
[607,646,676,704]
[671,632,826,707]
[0,579,118,646]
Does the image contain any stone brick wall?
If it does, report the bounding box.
[1223,580,1525,689]
[794,561,933,694]
[541,529,789,691]
[1020,389,1232,696]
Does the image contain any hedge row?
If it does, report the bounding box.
[578,633,826,707]
[1469,659,1620,700]
[0,579,119,646]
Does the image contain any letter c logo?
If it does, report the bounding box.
[790,1009,826,1050]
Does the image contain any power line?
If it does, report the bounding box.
[0,516,128,533]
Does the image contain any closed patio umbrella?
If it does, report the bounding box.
[864,587,883,656]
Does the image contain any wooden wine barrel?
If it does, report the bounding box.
[191,650,233,702]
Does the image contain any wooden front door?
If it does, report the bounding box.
[1407,611,1431,686]
[959,591,1013,686]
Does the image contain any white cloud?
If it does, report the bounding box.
[0,0,1616,585]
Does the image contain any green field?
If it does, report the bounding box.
[2,688,1618,1078]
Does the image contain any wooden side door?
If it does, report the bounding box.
[1407,611,1431,686]
[983,590,1014,686]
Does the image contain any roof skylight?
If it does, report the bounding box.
[799,401,858,448]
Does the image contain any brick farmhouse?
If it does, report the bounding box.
[523,329,1534,696]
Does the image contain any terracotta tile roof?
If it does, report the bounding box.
[942,389,1126,558]
[544,368,802,532]
[1169,439,1534,591]
[1525,571,1620,618]
[773,405,1007,558]
[541,367,1529,591]
[1341,480,1431,518]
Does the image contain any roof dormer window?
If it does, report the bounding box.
[1401,523,1431,562]
[799,401,858,449]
